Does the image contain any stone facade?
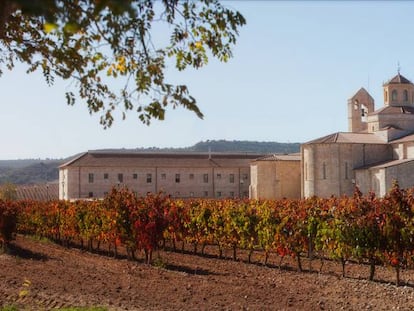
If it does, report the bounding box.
[59,151,263,200]
[249,154,301,199]
[303,72,414,197]
[59,72,414,200]
[301,137,391,197]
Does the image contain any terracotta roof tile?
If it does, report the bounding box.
[355,158,414,170]
[384,73,412,85]
[369,106,414,116]
[253,153,301,162]
[304,132,387,145]
[16,183,59,201]
[349,87,374,101]
[390,132,414,143]
[60,151,266,168]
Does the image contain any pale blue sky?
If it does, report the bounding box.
[1,1,414,159]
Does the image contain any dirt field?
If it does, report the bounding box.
[2,235,414,310]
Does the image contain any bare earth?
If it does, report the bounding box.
[2,235,414,310]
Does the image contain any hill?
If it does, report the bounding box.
[0,160,63,185]
[188,140,300,153]
[114,140,301,154]
[0,140,300,185]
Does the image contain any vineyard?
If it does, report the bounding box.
[2,182,414,289]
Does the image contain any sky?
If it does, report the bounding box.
[1,1,414,159]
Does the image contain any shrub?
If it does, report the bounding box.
[0,200,18,251]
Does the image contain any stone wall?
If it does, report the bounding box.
[250,159,301,199]
[59,153,254,200]
[302,143,392,197]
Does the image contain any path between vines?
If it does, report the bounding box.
[2,235,414,310]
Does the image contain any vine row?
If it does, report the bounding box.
[1,182,414,285]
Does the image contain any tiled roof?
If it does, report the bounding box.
[253,153,301,162]
[355,158,414,170]
[60,151,266,168]
[370,106,414,116]
[304,132,387,145]
[16,183,59,201]
[88,150,264,158]
[390,132,414,143]
[380,125,402,130]
[59,152,87,168]
[349,87,374,101]
[384,73,412,85]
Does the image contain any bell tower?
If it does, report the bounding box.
[383,72,414,107]
[347,87,375,133]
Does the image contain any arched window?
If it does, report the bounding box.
[404,90,409,101]
[353,100,359,110]
[392,90,398,101]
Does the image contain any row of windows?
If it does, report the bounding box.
[89,173,151,183]
[322,162,350,180]
[386,89,412,102]
[88,172,249,184]
[88,190,249,199]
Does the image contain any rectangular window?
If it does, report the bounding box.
[104,173,109,180]
[118,173,123,183]
[345,162,349,180]
[216,191,222,197]
[230,191,234,198]
[133,173,138,180]
[88,192,93,198]
[189,173,194,180]
[305,163,308,181]
[229,174,235,183]
[161,173,166,180]
[322,162,327,180]
[242,191,248,198]
[204,191,209,197]
[240,173,248,185]
[88,173,94,183]
[190,191,194,197]
[175,174,180,183]
[146,173,152,183]
[216,173,222,179]
[203,174,209,183]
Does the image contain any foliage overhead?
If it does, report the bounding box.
[0,0,246,127]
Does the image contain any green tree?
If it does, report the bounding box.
[0,0,245,127]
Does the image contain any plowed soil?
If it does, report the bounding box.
[2,235,414,310]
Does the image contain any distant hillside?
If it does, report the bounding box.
[0,140,301,185]
[189,140,300,153]
[0,160,63,185]
[0,159,50,169]
[119,140,301,154]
